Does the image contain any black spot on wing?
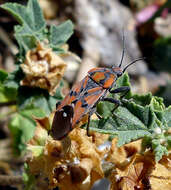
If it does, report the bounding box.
[84,77,99,91]
[81,99,88,108]
[51,105,74,140]
[69,90,77,97]
[71,99,78,105]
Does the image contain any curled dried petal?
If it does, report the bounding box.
[20,42,67,95]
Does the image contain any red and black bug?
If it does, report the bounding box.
[51,39,144,140]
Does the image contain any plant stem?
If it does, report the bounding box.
[0,175,23,186]
[0,101,16,107]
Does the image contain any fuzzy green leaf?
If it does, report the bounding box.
[163,106,171,127]
[8,107,46,155]
[23,163,36,190]
[14,29,37,52]
[152,139,168,161]
[0,69,8,83]
[89,73,171,160]
[0,70,9,102]
[115,72,132,98]
[4,67,24,90]
[0,69,21,102]
[49,20,74,48]
[1,0,45,34]
[91,106,151,146]
[1,0,46,53]
[1,0,74,54]
[17,81,64,115]
[2,67,24,101]
[153,37,171,73]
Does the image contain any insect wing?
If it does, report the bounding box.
[72,86,106,127]
[51,105,74,140]
[56,78,85,111]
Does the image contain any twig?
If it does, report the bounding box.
[0,139,11,148]
[0,27,18,55]
[0,175,23,186]
[0,101,16,107]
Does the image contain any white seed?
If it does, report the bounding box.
[115,174,121,181]
[98,141,111,151]
[154,127,162,134]
[73,157,80,164]
[160,138,165,144]
[63,112,67,117]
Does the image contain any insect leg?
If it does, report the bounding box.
[102,97,121,105]
[86,106,98,136]
[95,111,102,119]
[102,97,121,112]
[109,86,130,99]
[109,86,130,112]
[86,114,91,137]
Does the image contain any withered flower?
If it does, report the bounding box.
[21,42,80,96]
[109,151,171,190]
[26,115,171,190]
[27,114,107,190]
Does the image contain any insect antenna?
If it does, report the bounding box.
[123,57,145,73]
[118,30,125,68]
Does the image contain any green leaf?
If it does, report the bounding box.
[115,72,132,98]
[131,93,152,107]
[152,139,168,161]
[20,106,46,119]
[0,70,10,102]
[23,163,36,190]
[88,73,171,160]
[167,135,171,149]
[90,106,151,146]
[27,145,44,157]
[163,106,171,127]
[9,113,35,155]
[4,66,24,90]
[17,81,64,115]
[153,37,171,73]
[0,69,8,83]
[150,96,165,112]
[14,29,37,53]
[8,107,45,155]
[1,0,74,54]
[0,69,21,102]
[1,0,46,53]
[1,0,45,34]
[17,86,51,115]
[1,67,24,101]
[49,20,74,48]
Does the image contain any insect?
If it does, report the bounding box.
[51,39,144,140]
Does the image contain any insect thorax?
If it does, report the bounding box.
[88,68,117,89]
